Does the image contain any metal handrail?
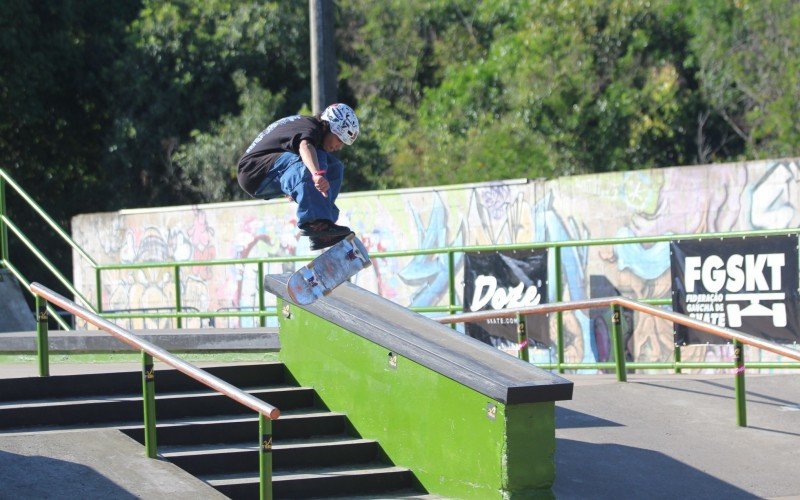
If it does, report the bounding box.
[437,296,800,427]
[30,282,280,419]
[0,169,97,266]
[2,215,94,309]
[436,296,800,362]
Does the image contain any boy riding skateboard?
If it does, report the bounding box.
[237,103,360,250]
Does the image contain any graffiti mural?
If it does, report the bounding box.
[71,158,800,370]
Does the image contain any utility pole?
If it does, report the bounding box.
[309,0,337,114]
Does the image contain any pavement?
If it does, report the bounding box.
[0,428,227,499]
[1,362,798,499]
[554,373,800,499]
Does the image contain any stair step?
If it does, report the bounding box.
[0,363,286,401]
[162,437,382,475]
[0,362,428,498]
[0,382,288,407]
[206,464,416,499]
[119,410,347,445]
[0,386,314,429]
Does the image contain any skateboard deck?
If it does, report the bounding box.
[287,233,371,305]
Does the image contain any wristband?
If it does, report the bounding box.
[312,170,327,177]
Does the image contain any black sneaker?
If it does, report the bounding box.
[310,232,351,251]
[299,219,351,238]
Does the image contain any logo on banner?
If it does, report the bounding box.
[468,275,543,312]
[683,253,787,328]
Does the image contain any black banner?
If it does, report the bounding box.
[671,235,799,344]
[463,249,549,349]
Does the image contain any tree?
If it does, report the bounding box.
[688,0,800,161]
[103,0,311,206]
[172,72,284,202]
[340,0,709,187]
[0,0,140,298]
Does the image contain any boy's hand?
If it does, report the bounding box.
[312,172,329,198]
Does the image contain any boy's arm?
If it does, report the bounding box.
[299,139,329,198]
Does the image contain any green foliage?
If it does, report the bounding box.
[0,0,141,297]
[172,72,284,202]
[103,0,310,206]
[3,0,799,213]
[688,0,800,160]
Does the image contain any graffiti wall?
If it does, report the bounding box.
[72,158,800,369]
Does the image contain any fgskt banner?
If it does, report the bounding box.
[670,235,799,345]
[463,249,549,349]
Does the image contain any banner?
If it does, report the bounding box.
[463,249,549,350]
[670,235,799,344]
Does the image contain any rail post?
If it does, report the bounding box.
[258,262,266,327]
[554,246,565,373]
[0,174,7,262]
[173,265,182,329]
[35,295,49,377]
[516,313,529,362]
[142,352,158,458]
[259,413,273,500]
[611,304,627,382]
[734,340,747,427]
[95,267,103,313]
[448,251,457,330]
[674,344,682,374]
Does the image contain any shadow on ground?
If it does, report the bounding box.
[553,437,757,500]
[0,450,137,499]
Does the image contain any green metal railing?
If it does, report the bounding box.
[30,282,279,500]
[2,167,799,374]
[0,169,96,330]
[91,228,799,373]
[437,296,800,427]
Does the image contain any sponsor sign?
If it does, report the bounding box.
[463,250,549,350]
[671,235,799,344]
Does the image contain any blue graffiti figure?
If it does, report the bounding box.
[399,195,464,307]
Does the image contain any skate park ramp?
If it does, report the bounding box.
[0,269,34,332]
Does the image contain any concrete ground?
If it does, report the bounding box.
[554,373,800,499]
[0,428,227,499]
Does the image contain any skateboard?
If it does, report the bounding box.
[287,233,372,305]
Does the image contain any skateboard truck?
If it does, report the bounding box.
[301,267,319,287]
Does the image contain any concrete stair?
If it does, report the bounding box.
[0,362,425,498]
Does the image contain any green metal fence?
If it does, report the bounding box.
[2,167,799,374]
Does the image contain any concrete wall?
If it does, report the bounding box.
[71,157,800,367]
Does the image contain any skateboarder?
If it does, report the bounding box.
[237,103,360,250]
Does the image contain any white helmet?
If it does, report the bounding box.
[321,103,360,145]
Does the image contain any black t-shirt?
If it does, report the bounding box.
[237,115,324,196]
